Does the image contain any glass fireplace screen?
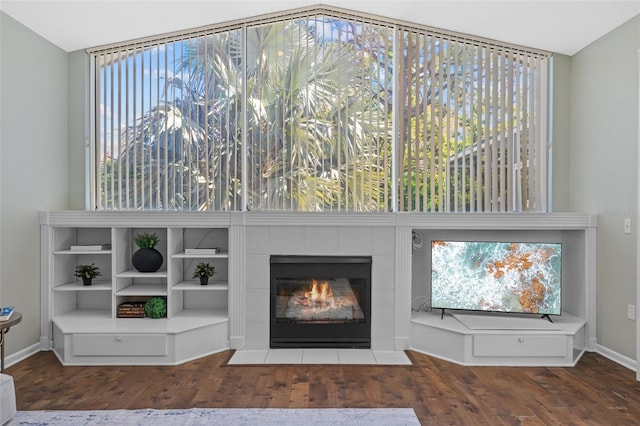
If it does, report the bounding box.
[275,277,366,323]
[270,255,372,348]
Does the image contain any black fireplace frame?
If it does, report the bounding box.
[270,255,372,348]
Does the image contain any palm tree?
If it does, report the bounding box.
[111,16,393,212]
[244,19,392,211]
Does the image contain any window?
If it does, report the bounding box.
[92,27,242,211]
[90,7,550,212]
[397,29,549,212]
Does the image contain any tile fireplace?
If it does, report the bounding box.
[270,255,372,348]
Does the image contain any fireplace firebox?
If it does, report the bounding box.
[270,255,371,348]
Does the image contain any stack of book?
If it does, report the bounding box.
[116,302,146,318]
[185,247,219,254]
[0,306,14,321]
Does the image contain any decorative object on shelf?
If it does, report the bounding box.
[117,302,146,318]
[185,247,219,255]
[132,232,163,273]
[70,243,111,251]
[0,307,14,321]
[73,263,101,286]
[144,297,167,318]
[192,262,216,285]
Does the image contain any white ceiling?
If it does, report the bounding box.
[1,0,639,55]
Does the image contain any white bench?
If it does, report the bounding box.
[0,373,16,425]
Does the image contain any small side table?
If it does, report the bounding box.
[0,312,22,372]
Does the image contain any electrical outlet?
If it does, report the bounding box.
[628,304,636,320]
[624,218,632,234]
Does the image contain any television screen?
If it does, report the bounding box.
[431,241,562,315]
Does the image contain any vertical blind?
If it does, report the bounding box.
[243,14,394,211]
[90,7,550,213]
[396,28,549,212]
[92,27,243,211]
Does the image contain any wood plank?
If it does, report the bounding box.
[7,351,640,425]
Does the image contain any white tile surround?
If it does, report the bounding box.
[241,220,399,351]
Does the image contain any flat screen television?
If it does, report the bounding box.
[430,240,562,316]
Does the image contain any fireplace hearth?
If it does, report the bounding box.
[270,255,372,348]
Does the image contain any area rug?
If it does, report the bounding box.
[13,408,420,425]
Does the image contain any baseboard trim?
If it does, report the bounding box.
[4,343,43,370]
[6,343,637,375]
[595,345,637,372]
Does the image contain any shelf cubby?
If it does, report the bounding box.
[43,213,232,365]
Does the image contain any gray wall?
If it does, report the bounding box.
[551,54,572,213]
[569,15,640,360]
[67,51,88,210]
[0,12,69,355]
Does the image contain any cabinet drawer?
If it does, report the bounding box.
[473,334,567,357]
[72,334,167,356]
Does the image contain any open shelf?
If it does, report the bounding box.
[43,215,232,365]
[171,280,228,290]
[54,281,112,291]
[54,309,113,329]
[115,269,168,278]
[171,252,228,259]
[115,283,167,296]
[54,249,112,255]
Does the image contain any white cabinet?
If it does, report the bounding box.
[168,227,229,318]
[404,213,597,366]
[41,212,232,365]
[411,311,586,366]
[472,334,568,357]
[72,334,168,357]
[51,227,113,320]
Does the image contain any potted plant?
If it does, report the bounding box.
[192,262,215,285]
[74,263,101,286]
[131,232,163,272]
[144,296,167,318]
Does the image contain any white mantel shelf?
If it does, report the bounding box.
[40,210,597,229]
[397,212,596,229]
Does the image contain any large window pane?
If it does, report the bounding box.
[397,29,549,212]
[90,7,550,213]
[245,15,394,212]
[94,29,242,210]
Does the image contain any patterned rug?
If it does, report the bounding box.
[13,408,420,425]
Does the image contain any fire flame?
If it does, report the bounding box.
[304,279,334,307]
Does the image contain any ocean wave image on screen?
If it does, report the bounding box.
[431,241,562,315]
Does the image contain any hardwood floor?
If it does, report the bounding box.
[6,350,640,425]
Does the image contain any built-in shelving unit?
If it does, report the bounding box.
[41,211,232,365]
[41,211,595,367]
[400,213,597,366]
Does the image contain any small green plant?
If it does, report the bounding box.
[74,263,101,279]
[134,232,159,249]
[192,262,215,279]
[144,297,167,318]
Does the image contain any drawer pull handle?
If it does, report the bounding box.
[518,337,525,343]
[115,336,122,342]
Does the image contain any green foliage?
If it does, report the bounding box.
[74,264,101,279]
[192,262,215,279]
[144,297,167,319]
[134,232,159,249]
